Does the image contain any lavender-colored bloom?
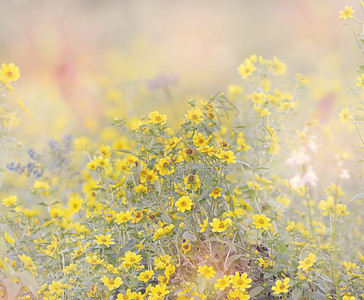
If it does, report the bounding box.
[146,74,178,90]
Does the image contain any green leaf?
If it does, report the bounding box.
[277,243,288,253]
[249,286,264,297]
[225,254,243,270]
[182,231,196,242]
[349,193,364,202]
[236,160,252,169]
[291,288,303,300]
[0,237,7,257]
[310,292,327,299]
[359,65,364,72]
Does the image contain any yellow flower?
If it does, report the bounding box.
[117,289,134,300]
[165,264,175,277]
[95,234,115,247]
[252,214,271,230]
[271,56,286,75]
[149,284,169,297]
[335,204,349,216]
[214,275,230,290]
[4,232,15,245]
[193,132,208,147]
[155,157,174,176]
[67,196,83,214]
[182,241,191,254]
[228,288,250,299]
[356,73,364,89]
[210,218,232,233]
[0,63,20,83]
[185,109,203,124]
[175,196,193,213]
[86,253,104,265]
[122,251,142,267]
[199,218,209,233]
[101,276,123,291]
[2,195,18,207]
[229,272,252,290]
[298,253,316,271]
[87,160,97,170]
[165,136,181,151]
[197,265,216,279]
[339,6,354,20]
[318,196,335,216]
[339,108,352,124]
[49,207,64,218]
[115,211,132,224]
[184,174,201,191]
[149,111,167,125]
[154,255,172,269]
[138,270,154,282]
[272,278,291,294]
[209,187,222,199]
[238,60,256,79]
[217,150,236,164]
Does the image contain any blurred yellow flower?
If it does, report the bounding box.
[339,6,354,20]
[0,63,20,83]
[272,278,291,294]
[339,108,352,124]
[197,265,215,279]
[298,253,316,271]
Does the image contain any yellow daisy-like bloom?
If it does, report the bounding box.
[138,270,154,282]
[2,195,18,207]
[238,60,256,79]
[272,278,291,294]
[4,232,15,245]
[342,295,356,300]
[217,150,236,164]
[214,275,230,291]
[86,253,104,265]
[193,132,208,147]
[182,241,191,254]
[115,211,133,224]
[271,56,287,75]
[335,204,349,216]
[149,111,167,125]
[165,264,176,277]
[298,253,316,271]
[0,63,20,83]
[210,218,232,233]
[229,272,252,290]
[339,6,354,20]
[185,109,203,124]
[252,214,271,230]
[175,196,193,213]
[67,196,83,214]
[122,251,142,267]
[227,288,250,300]
[318,196,335,216]
[356,73,364,89]
[95,234,115,247]
[101,276,123,291]
[117,289,134,300]
[155,157,174,176]
[209,187,222,199]
[197,265,216,279]
[149,284,170,297]
[339,108,352,124]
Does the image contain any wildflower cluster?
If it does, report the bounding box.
[0,49,363,300]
